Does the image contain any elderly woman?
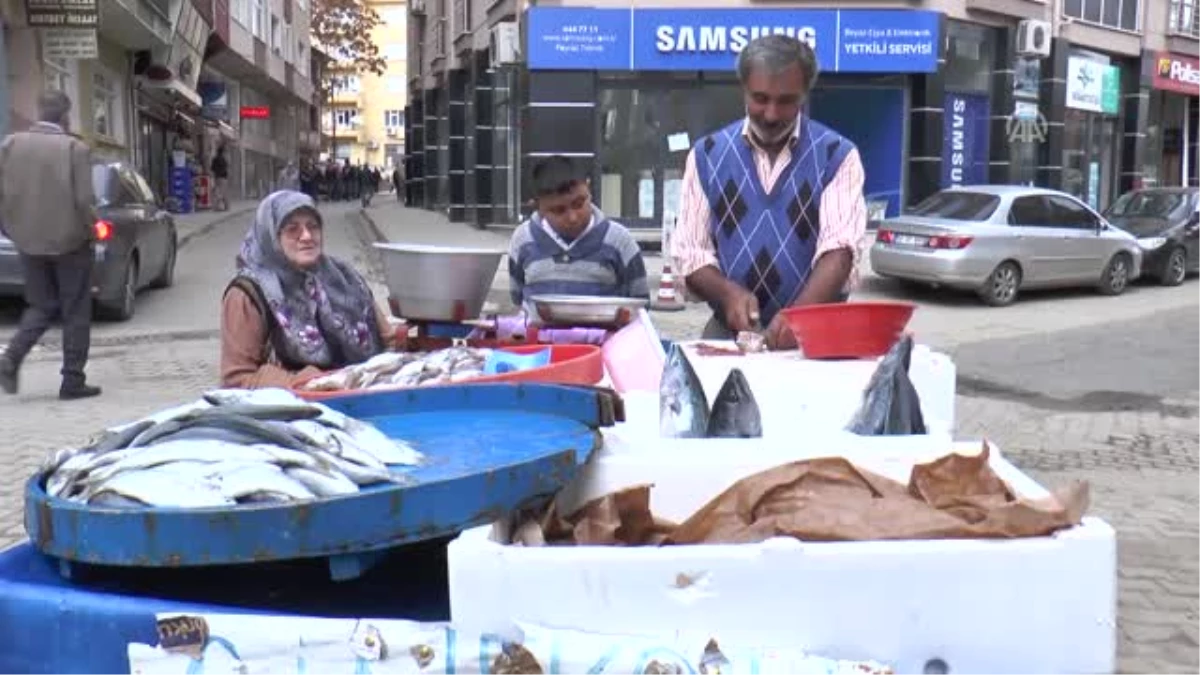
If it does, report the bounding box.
[220,190,398,388]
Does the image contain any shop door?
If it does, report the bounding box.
[808,87,906,218]
[1063,111,1119,211]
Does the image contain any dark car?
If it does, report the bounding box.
[0,161,178,321]
[1105,187,1199,286]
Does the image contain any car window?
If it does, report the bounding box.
[131,171,157,204]
[1045,196,1099,229]
[117,168,146,204]
[908,191,1001,221]
[90,165,119,204]
[1007,196,1053,226]
[1106,191,1189,220]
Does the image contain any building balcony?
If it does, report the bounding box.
[98,0,173,50]
[322,124,362,140]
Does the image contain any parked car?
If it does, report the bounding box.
[1104,187,1199,286]
[0,161,177,321]
[869,185,1143,307]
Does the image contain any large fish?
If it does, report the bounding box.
[705,368,763,438]
[660,344,711,438]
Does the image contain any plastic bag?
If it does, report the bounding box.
[846,335,927,436]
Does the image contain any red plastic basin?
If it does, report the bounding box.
[778,301,916,359]
[294,344,604,401]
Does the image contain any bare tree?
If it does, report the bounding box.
[311,0,387,156]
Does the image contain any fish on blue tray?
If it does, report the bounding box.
[40,387,422,509]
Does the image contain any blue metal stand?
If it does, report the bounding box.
[24,383,622,582]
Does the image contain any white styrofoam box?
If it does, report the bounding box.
[611,341,957,438]
[448,440,1116,675]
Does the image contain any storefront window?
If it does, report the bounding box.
[92,69,122,142]
[1062,108,1119,209]
[595,74,741,228]
[943,22,994,94]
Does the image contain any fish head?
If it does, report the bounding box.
[659,345,710,437]
[706,368,763,438]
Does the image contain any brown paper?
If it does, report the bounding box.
[515,443,1089,546]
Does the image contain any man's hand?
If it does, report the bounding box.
[720,283,761,334]
[764,313,798,351]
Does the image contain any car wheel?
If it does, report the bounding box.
[99,255,138,322]
[978,261,1021,307]
[149,232,177,289]
[1098,253,1131,296]
[1160,247,1187,287]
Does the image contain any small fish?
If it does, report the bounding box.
[659,344,710,438]
[338,417,423,466]
[285,420,387,471]
[38,418,156,475]
[211,462,316,502]
[82,441,281,486]
[310,447,401,486]
[285,466,360,497]
[85,466,235,508]
[129,414,315,452]
[705,368,763,438]
[88,492,148,508]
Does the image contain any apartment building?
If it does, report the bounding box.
[322,0,408,170]
[405,0,1199,229]
[0,0,316,206]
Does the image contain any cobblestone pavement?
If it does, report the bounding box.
[0,205,1195,673]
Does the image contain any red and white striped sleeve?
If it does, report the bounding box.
[670,148,719,279]
[814,147,868,291]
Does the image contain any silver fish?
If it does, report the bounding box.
[84,467,235,508]
[106,400,215,434]
[659,344,710,438]
[285,420,387,471]
[82,441,281,487]
[88,492,148,508]
[339,418,423,466]
[285,466,360,497]
[38,418,157,475]
[128,414,314,452]
[310,447,402,486]
[705,368,763,438]
[211,462,316,502]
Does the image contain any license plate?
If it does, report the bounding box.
[894,234,928,246]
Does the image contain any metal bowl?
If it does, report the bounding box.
[530,294,649,328]
[373,242,507,322]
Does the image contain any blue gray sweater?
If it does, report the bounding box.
[507,207,650,311]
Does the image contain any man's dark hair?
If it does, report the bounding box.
[736,34,820,93]
[38,90,72,125]
[531,155,587,198]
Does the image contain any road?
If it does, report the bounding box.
[0,200,1196,673]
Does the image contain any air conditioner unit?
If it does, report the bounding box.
[410,0,425,15]
[367,140,380,150]
[1015,19,1052,58]
[386,128,398,138]
[489,21,520,68]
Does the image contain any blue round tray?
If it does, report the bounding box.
[24,383,621,581]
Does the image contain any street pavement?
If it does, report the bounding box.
[0,198,1196,673]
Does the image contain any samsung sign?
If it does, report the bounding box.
[526,7,941,73]
[653,25,819,54]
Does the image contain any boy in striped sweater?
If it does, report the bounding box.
[507,155,650,317]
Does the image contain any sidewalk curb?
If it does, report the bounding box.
[357,208,388,244]
[178,206,256,249]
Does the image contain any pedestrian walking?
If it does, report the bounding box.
[211,145,230,211]
[277,161,301,191]
[392,164,404,203]
[0,90,102,399]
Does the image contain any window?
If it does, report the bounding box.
[297,42,308,75]
[338,75,361,93]
[910,191,1001,221]
[1169,0,1199,37]
[92,69,121,141]
[384,109,405,129]
[251,0,264,38]
[1008,196,1054,226]
[271,15,281,54]
[283,22,293,62]
[231,0,249,26]
[1062,0,1140,32]
[1045,195,1100,229]
[333,108,359,127]
[43,58,71,93]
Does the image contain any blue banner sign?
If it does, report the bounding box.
[526,7,941,73]
[940,92,991,189]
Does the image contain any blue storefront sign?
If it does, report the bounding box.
[526,7,941,73]
[941,92,990,189]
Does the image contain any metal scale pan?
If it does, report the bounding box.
[24,383,622,582]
